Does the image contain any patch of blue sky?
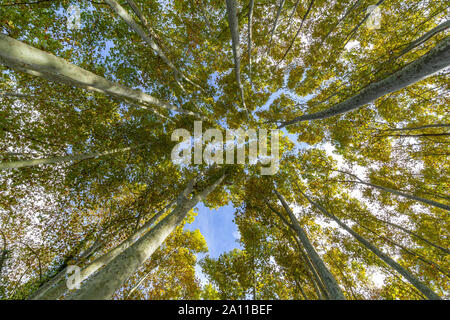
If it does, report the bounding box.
[184,202,242,284]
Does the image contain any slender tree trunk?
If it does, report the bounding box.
[293,278,308,300]
[125,0,163,45]
[266,201,330,299]
[225,0,247,113]
[0,146,134,170]
[0,231,7,278]
[318,0,362,48]
[279,37,450,128]
[389,20,450,63]
[27,236,103,300]
[30,199,176,300]
[376,133,449,138]
[345,178,450,211]
[358,223,450,278]
[267,0,285,54]
[371,216,450,255]
[66,172,225,299]
[376,123,450,132]
[247,0,255,83]
[0,34,204,119]
[286,0,301,29]
[292,236,329,299]
[277,0,315,67]
[341,0,386,49]
[299,190,441,300]
[105,0,201,90]
[273,189,346,300]
[125,266,156,298]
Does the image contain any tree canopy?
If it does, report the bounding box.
[0,0,448,300]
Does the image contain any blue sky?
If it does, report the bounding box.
[185,203,242,259]
[184,202,242,284]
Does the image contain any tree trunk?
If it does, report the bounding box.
[277,0,314,66]
[105,0,200,90]
[0,34,204,119]
[225,0,247,113]
[66,172,225,299]
[318,0,362,48]
[274,189,346,300]
[247,0,255,83]
[342,0,386,49]
[279,37,450,128]
[292,236,330,299]
[390,20,450,62]
[0,146,133,170]
[267,0,285,54]
[30,199,176,300]
[371,216,450,255]
[346,178,450,212]
[299,190,441,300]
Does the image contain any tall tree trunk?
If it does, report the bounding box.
[341,0,386,49]
[376,123,450,132]
[299,189,442,300]
[279,37,450,128]
[318,0,362,48]
[292,236,330,299]
[267,0,285,54]
[27,235,103,300]
[125,0,163,45]
[286,0,302,30]
[273,189,346,300]
[225,0,248,113]
[0,231,7,278]
[66,172,225,299]
[0,146,134,170]
[247,0,255,83]
[277,0,315,67]
[105,0,201,90]
[370,216,450,255]
[266,201,330,299]
[344,177,450,211]
[293,278,308,300]
[387,19,450,63]
[0,34,204,119]
[30,199,176,300]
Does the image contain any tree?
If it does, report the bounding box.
[1,0,448,300]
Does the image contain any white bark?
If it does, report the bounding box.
[266,201,329,299]
[0,34,204,119]
[105,0,201,90]
[66,172,225,299]
[31,200,176,300]
[279,37,450,128]
[226,0,247,112]
[371,216,450,255]
[28,236,103,300]
[0,146,133,170]
[274,190,346,300]
[301,191,441,300]
[393,20,450,61]
[345,177,450,212]
[247,0,255,82]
